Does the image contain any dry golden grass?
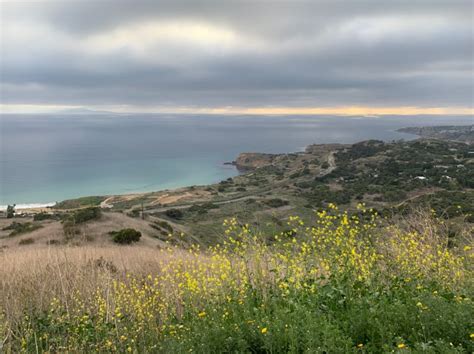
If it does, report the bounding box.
[0,245,197,325]
[0,212,174,249]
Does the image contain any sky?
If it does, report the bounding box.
[1,0,473,115]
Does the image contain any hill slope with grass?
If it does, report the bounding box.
[1,129,473,352]
[1,206,473,352]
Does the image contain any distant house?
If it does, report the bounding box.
[414,176,427,180]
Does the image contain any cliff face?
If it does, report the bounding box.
[234,153,276,170]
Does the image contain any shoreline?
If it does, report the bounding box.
[1,162,241,211]
[3,125,471,212]
[0,202,56,212]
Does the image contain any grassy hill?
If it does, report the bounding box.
[1,131,473,352]
[1,206,473,352]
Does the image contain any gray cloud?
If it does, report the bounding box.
[1,0,473,110]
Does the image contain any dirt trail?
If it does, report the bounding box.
[145,195,263,214]
[318,151,337,177]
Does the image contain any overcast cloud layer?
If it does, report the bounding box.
[1,0,473,112]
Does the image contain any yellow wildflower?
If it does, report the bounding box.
[261,327,268,334]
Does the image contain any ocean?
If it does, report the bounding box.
[1,114,472,207]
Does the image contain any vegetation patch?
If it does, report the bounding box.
[18,238,35,245]
[188,203,219,215]
[33,212,59,221]
[2,222,42,237]
[67,207,102,224]
[61,207,101,239]
[109,228,142,244]
[262,198,289,208]
[54,196,106,209]
[3,206,473,352]
[164,209,184,220]
[153,220,173,233]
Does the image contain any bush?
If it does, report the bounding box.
[321,161,330,169]
[6,204,15,218]
[188,203,219,215]
[127,209,140,218]
[33,212,56,221]
[46,239,61,245]
[154,220,173,233]
[70,207,101,224]
[262,198,289,208]
[62,207,101,239]
[165,209,184,220]
[109,228,142,244]
[18,238,35,245]
[2,222,42,236]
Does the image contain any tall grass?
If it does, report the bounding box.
[1,205,473,352]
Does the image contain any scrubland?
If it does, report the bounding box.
[1,205,473,353]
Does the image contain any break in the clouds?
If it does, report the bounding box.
[1,0,473,113]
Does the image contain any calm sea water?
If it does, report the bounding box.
[1,114,472,206]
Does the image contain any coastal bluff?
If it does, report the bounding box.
[233,152,277,171]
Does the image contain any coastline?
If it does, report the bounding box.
[3,124,472,212]
[0,202,56,212]
[3,114,446,211]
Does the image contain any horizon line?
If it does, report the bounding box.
[1,104,473,116]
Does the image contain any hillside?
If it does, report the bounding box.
[2,202,473,352]
[1,133,473,353]
[398,125,474,144]
[1,136,473,248]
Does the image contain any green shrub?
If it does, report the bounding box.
[6,204,15,218]
[2,222,42,236]
[154,220,173,233]
[70,207,101,224]
[165,209,184,220]
[127,209,141,218]
[33,212,57,221]
[61,207,101,238]
[188,203,219,214]
[109,228,142,244]
[262,198,289,208]
[54,196,105,209]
